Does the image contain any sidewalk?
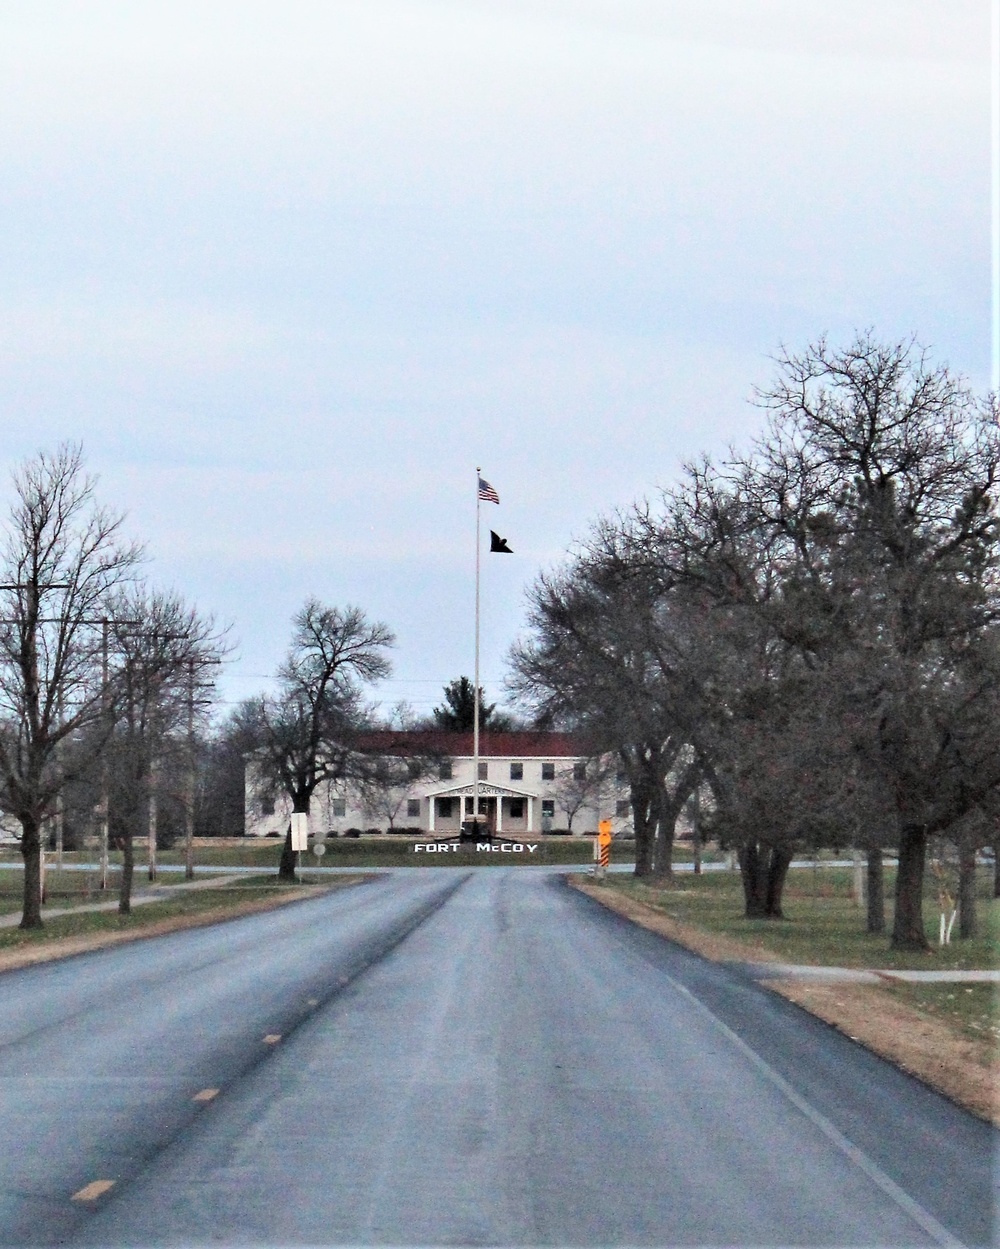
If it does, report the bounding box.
[0,873,246,929]
[741,962,1000,984]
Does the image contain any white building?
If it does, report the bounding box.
[245,731,631,838]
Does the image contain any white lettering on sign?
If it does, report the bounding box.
[412,841,540,855]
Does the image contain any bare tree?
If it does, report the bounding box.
[103,588,227,914]
[656,334,1000,943]
[551,757,613,833]
[242,600,394,879]
[747,334,1000,947]
[0,445,142,928]
[356,752,439,831]
[511,521,708,879]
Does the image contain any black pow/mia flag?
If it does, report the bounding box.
[490,530,513,554]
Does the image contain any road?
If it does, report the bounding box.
[0,869,994,1247]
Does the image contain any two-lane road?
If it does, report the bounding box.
[0,869,995,1246]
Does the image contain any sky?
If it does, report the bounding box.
[0,0,993,722]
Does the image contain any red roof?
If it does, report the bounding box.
[356,730,587,758]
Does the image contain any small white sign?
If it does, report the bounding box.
[290,812,310,851]
[313,843,326,857]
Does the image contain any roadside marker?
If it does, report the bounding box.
[193,1088,219,1102]
[594,820,612,878]
[72,1180,115,1202]
[263,1033,281,1045]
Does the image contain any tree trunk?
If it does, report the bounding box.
[278,825,297,880]
[120,833,134,916]
[631,791,655,877]
[740,842,793,918]
[764,845,795,918]
[957,839,977,940]
[19,812,43,930]
[866,847,885,934]
[891,824,929,950]
[651,790,676,883]
[278,794,311,880]
[739,842,769,917]
[993,837,1000,899]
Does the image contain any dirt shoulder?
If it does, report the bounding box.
[0,880,369,975]
[570,877,998,1126]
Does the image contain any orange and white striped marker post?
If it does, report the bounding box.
[594,819,612,878]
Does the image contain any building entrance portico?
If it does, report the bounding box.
[426,781,535,834]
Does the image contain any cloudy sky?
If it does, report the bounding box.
[0,1,992,720]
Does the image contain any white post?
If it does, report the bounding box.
[852,846,865,909]
[496,797,503,832]
[526,795,534,833]
[428,797,435,834]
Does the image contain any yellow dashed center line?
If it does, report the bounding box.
[72,1180,115,1202]
[193,1088,219,1102]
[263,1033,281,1045]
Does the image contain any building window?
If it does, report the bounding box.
[573,761,587,780]
[438,760,453,780]
[509,798,525,819]
[616,800,630,817]
[407,760,423,779]
[331,799,346,818]
[541,799,555,817]
[541,762,555,780]
[260,796,275,816]
[478,761,488,780]
[436,797,454,819]
[510,762,523,780]
[406,799,421,819]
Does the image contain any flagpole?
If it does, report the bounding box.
[473,467,481,832]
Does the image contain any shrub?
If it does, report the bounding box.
[364,827,383,836]
[345,828,363,838]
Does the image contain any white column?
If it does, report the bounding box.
[496,797,503,832]
[527,796,533,833]
[428,797,435,833]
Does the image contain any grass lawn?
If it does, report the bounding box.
[0,866,233,917]
[603,866,999,972]
[0,876,360,954]
[880,981,999,1047]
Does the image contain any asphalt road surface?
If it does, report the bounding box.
[0,869,995,1247]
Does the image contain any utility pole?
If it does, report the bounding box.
[186,659,195,881]
[100,617,111,889]
[184,656,221,879]
[692,782,702,876]
[147,758,159,882]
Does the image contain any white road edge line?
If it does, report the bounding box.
[662,972,966,1249]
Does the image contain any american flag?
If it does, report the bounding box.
[478,476,500,504]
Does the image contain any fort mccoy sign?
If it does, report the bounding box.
[413,841,540,855]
